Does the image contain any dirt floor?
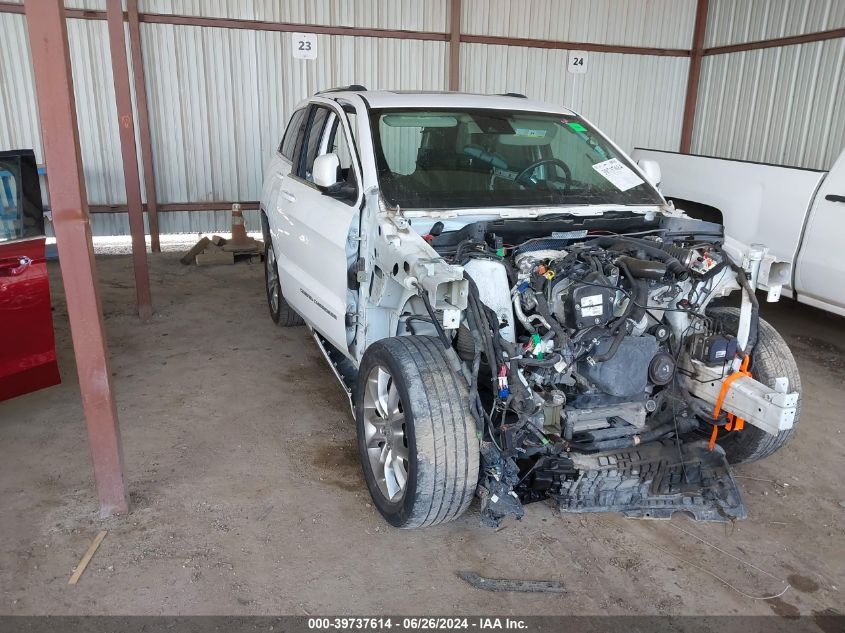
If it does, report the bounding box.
[0,252,843,618]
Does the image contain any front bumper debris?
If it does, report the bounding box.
[552,440,746,521]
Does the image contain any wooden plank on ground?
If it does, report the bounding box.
[180,237,211,265]
[68,530,108,585]
[196,251,235,266]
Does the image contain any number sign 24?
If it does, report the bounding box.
[567,51,588,74]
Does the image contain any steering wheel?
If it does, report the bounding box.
[515,158,572,188]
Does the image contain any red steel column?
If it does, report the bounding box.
[106,0,153,320]
[127,0,161,253]
[680,0,710,153]
[448,0,461,91]
[24,0,129,518]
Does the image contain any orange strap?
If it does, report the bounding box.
[709,356,751,450]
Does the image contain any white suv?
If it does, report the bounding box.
[260,88,800,529]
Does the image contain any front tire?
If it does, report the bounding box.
[356,336,480,528]
[706,307,802,464]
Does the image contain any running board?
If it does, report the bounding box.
[554,440,746,521]
[310,330,358,413]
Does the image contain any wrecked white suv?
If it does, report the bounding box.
[259,88,800,529]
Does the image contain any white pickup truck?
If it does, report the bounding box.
[632,148,845,317]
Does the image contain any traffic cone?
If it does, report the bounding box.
[223,203,259,253]
[230,203,249,245]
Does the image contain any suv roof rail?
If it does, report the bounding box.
[498,92,527,98]
[317,85,367,94]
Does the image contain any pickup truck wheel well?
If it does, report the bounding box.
[668,197,723,225]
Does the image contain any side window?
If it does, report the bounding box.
[0,150,44,243]
[326,114,359,202]
[300,107,330,182]
[328,117,353,170]
[279,108,306,160]
[344,110,358,147]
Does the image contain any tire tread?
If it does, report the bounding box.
[358,336,479,528]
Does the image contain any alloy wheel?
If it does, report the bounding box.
[362,365,409,502]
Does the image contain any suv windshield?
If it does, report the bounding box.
[369,108,663,209]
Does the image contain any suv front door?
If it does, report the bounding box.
[0,150,60,401]
[273,103,362,354]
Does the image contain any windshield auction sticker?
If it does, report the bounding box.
[591,158,644,191]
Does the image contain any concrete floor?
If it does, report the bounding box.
[0,253,843,618]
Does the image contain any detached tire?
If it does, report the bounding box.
[356,336,480,528]
[707,307,801,464]
[261,213,303,327]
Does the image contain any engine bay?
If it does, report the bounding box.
[420,213,759,526]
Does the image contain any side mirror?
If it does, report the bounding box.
[313,153,340,189]
[638,159,662,188]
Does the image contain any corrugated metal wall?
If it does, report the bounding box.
[0,13,40,162]
[456,1,695,155]
[0,0,700,237]
[142,28,446,204]
[67,17,127,206]
[705,0,845,47]
[13,1,842,235]
[460,44,689,154]
[691,1,845,170]
[0,2,451,236]
[461,0,697,48]
[141,27,447,235]
[0,10,130,234]
[142,0,449,31]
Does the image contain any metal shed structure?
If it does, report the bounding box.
[1,0,843,518]
[2,1,843,241]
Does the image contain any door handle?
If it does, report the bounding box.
[0,256,32,277]
[824,194,845,203]
[280,190,296,203]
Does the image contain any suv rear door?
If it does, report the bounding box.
[261,107,307,216]
[0,150,60,401]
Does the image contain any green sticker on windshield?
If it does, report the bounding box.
[567,122,588,132]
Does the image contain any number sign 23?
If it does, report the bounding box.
[292,33,317,60]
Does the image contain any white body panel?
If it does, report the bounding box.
[633,148,845,316]
[261,99,362,353]
[463,259,515,342]
[794,151,845,313]
[274,172,355,349]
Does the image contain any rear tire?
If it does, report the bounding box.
[261,213,303,327]
[706,307,801,464]
[355,336,480,528]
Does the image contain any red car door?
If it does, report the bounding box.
[0,149,60,401]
